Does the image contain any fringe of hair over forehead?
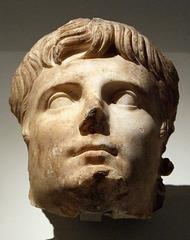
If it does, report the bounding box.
[9,18,179,140]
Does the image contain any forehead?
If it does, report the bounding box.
[32,55,156,93]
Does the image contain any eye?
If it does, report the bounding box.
[112,91,137,107]
[48,92,74,109]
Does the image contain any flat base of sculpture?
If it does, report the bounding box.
[80,212,102,222]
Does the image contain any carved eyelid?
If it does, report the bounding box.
[38,83,82,111]
[111,90,137,105]
[48,92,73,109]
[101,81,138,105]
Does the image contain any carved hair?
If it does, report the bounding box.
[9,18,179,141]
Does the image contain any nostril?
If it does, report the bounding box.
[79,107,110,136]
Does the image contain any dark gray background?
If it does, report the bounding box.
[1,0,190,53]
[1,1,190,239]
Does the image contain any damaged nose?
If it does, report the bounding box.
[79,107,110,136]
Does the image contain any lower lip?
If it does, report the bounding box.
[78,150,111,165]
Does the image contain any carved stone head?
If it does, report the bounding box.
[9,18,179,219]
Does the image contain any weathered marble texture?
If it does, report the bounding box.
[9,18,179,220]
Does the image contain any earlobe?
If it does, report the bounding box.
[159,157,174,176]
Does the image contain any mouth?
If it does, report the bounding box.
[70,144,118,157]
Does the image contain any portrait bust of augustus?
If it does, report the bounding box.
[9,18,179,219]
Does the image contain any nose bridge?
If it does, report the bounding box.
[86,87,103,110]
[79,87,110,136]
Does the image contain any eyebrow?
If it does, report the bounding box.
[102,80,148,97]
[37,82,81,111]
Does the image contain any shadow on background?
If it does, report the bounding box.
[44,185,190,240]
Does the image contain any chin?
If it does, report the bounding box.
[62,164,126,187]
[29,165,156,219]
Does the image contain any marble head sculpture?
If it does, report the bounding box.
[9,18,179,219]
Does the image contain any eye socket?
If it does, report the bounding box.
[112,91,137,107]
[48,92,74,109]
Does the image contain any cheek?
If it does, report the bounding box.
[110,109,161,173]
[28,134,70,194]
[111,108,160,141]
[123,116,159,152]
[28,113,78,181]
[30,110,80,144]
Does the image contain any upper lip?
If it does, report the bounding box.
[70,144,118,157]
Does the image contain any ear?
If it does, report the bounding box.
[21,120,30,146]
[159,120,174,176]
[159,120,169,142]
